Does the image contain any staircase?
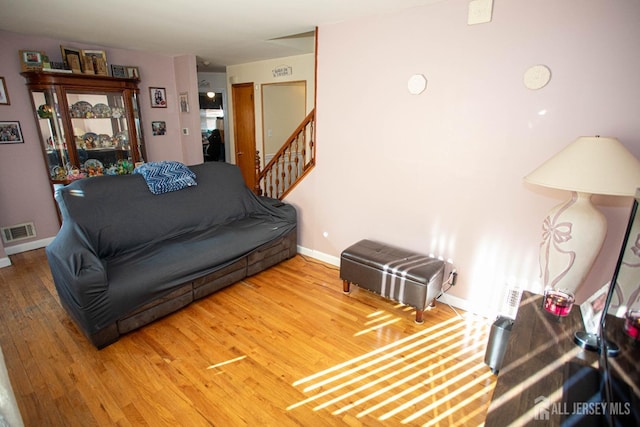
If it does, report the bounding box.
[254,109,316,199]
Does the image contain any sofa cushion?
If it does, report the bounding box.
[101,213,296,325]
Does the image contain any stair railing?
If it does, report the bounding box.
[255,109,315,199]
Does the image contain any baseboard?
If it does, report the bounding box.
[296,244,478,315]
[3,237,55,256]
[0,257,11,268]
[437,292,474,314]
[297,245,340,267]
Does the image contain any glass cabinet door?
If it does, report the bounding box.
[130,91,146,163]
[31,89,70,181]
[23,71,146,224]
[67,90,135,177]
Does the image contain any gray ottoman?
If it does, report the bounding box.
[340,239,450,323]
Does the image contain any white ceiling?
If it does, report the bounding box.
[0,0,445,72]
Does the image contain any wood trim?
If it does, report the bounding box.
[20,70,140,90]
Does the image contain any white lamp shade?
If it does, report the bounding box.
[524,136,640,196]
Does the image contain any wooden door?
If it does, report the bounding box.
[232,83,256,190]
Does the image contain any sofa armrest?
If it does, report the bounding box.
[259,196,285,208]
[45,224,108,308]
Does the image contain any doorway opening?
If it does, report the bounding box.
[199,91,225,162]
[261,81,306,165]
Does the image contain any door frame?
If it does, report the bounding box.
[231,82,256,190]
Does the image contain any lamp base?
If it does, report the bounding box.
[574,331,620,357]
[538,192,607,294]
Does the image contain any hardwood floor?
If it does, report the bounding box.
[0,249,496,426]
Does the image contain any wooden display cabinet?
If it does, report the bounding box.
[22,71,146,201]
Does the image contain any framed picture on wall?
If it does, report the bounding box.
[0,121,24,144]
[151,121,166,136]
[0,77,10,105]
[179,92,189,113]
[150,87,167,108]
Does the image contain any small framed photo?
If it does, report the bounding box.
[60,46,82,73]
[580,284,609,334]
[81,49,108,75]
[126,66,140,79]
[19,50,45,72]
[151,121,166,136]
[0,77,10,105]
[110,64,127,78]
[0,121,24,144]
[150,87,167,108]
[179,92,189,113]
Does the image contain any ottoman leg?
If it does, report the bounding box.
[343,280,351,294]
[428,298,436,308]
[415,309,425,324]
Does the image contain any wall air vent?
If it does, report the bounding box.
[1,222,36,243]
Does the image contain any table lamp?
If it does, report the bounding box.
[524,136,640,295]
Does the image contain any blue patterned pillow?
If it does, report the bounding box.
[133,161,197,195]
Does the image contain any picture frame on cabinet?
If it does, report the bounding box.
[19,50,44,72]
[60,46,82,73]
[151,121,166,136]
[179,92,189,113]
[0,121,24,144]
[150,87,167,108]
[0,78,10,105]
[111,65,127,78]
[81,49,108,76]
[126,66,140,80]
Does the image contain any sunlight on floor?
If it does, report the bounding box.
[207,355,247,370]
[288,312,496,426]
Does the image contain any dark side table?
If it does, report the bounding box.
[485,291,640,426]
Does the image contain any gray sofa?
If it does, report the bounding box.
[46,162,297,349]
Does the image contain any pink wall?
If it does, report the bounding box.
[0,30,198,253]
[174,55,203,166]
[286,0,640,314]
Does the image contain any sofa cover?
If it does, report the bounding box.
[46,162,297,348]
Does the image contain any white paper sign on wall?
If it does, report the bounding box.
[272,65,293,78]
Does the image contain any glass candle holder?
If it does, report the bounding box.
[623,310,640,340]
[543,288,575,318]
